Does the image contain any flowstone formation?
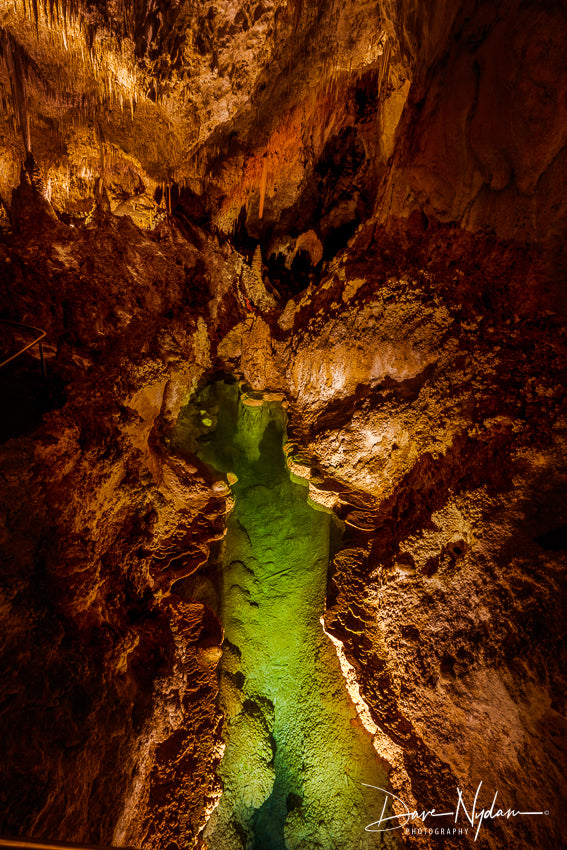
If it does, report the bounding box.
[175,379,392,850]
[0,0,566,848]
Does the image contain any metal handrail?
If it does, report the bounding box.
[0,837,139,850]
[0,319,46,379]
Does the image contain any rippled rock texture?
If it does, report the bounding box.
[2,201,565,850]
[271,220,567,850]
[179,381,389,850]
[0,0,566,848]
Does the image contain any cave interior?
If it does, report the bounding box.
[0,0,566,849]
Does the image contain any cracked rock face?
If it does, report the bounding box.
[0,0,566,849]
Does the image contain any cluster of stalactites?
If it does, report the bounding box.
[0,0,148,167]
[0,27,32,151]
[16,0,186,56]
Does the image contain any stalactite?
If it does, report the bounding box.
[258,156,268,219]
[289,0,303,35]
[96,121,105,185]
[0,28,31,152]
[252,244,263,287]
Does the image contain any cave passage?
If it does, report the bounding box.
[181,379,390,850]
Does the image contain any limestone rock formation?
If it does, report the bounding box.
[0,0,566,849]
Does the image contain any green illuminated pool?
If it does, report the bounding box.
[176,379,391,850]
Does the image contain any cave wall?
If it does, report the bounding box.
[0,0,566,848]
[0,197,245,848]
[377,0,567,244]
[2,0,565,249]
[264,221,567,849]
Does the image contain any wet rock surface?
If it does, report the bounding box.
[1,188,565,850]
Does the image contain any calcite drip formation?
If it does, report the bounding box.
[0,1,566,849]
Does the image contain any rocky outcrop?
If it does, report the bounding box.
[249,219,567,849]
[1,0,565,260]
[0,0,566,848]
[0,379,226,847]
[377,0,567,245]
[0,200,246,848]
[1,166,566,850]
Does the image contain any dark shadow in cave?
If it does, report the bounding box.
[0,353,65,444]
[252,757,300,850]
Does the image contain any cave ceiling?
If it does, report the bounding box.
[0,0,565,249]
[0,0,392,231]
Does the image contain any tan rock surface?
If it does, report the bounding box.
[0,1,566,848]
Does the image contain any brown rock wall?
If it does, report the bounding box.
[269,220,567,849]
[0,0,566,847]
[0,205,240,848]
[377,0,567,243]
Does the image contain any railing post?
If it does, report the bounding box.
[0,320,47,379]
